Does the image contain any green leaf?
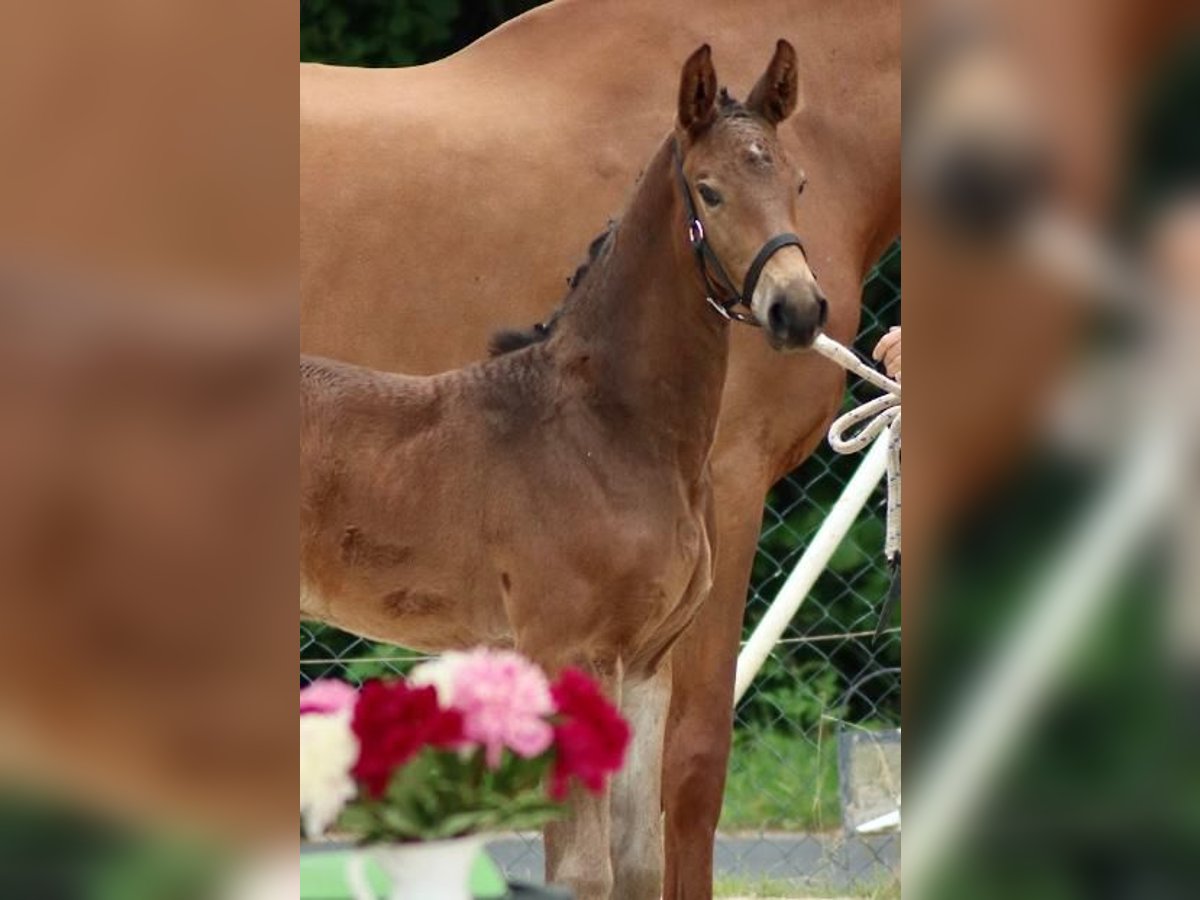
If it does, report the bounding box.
[379,806,423,838]
[430,810,490,839]
[336,805,378,834]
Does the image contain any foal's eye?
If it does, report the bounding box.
[797,176,808,196]
[697,184,723,207]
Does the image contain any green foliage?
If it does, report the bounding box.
[91,841,221,900]
[301,0,549,67]
[301,0,460,67]
[338,746,563,842]
[300,621,424,684]
[0,792,222,900]
[720,728,841,832]
[736,662,846,735]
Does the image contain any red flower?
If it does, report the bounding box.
[350,679,464,798]
[548,668,630,800]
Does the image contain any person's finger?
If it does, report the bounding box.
[873,327,900,361]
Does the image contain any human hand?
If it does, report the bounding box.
[872,326,901,382]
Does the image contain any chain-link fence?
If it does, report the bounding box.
[300,242,900,894]
[717,241,900,893]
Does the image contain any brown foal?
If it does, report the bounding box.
[301,43,820,900]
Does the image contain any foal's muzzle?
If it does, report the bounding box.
[766,283,828,349]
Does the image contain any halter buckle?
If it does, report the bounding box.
[728,308,762,327]
[688,219,705,246]
[705,295,733,320]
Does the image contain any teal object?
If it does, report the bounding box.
[299,848,508,899]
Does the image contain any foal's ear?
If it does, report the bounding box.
[677,44,718,135]
[747,39,800,125]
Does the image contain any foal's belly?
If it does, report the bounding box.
[300,555,513,655]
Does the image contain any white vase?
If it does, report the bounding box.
[344,835,490,900]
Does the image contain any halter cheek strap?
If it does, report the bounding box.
[673,140,810,326]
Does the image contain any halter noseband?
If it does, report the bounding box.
[672,140,809,327]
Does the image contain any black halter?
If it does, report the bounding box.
[672,140,809,326]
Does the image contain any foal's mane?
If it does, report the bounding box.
[488,224,615,356]
[488,91,756,358]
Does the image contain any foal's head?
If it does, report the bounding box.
[675,41,826,349]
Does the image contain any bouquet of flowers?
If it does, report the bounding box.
[300,649,630,842]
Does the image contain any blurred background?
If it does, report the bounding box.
[0,3,297,898]
[903,1,1200,897]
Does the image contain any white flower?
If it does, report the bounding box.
[409,652,467,705]
[299,710,359,838]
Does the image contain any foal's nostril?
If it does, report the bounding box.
[766,296,818,348]
[768,300,788,335]
[816,295,829,326]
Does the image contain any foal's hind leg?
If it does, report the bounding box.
[610,658,671,900]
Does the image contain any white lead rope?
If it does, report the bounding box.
[731,331,903,704]
[812,333,903,566]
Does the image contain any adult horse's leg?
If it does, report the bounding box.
[662,489,767,899]
[610,659,672,900]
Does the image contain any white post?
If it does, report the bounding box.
[733,432,891,705]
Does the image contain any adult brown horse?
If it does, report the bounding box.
[301,3,900,895]
[302,43,820,900]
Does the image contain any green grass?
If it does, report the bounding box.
[718,730,898,898]
[714,874,899,898]
[720,728,842,832]
[714,875,807,897]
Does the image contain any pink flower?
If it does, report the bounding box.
[415,649,554,768]
[300,679,358,716]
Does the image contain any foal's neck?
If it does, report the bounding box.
[550,138,730,481]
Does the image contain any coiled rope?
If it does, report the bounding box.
[812,333,902,638]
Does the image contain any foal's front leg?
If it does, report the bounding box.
[544,781,614,900]
[542,661,619,900]
[610,659,672,900]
